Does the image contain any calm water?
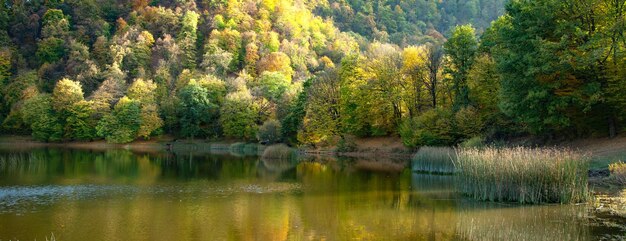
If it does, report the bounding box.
[0,147,621,241]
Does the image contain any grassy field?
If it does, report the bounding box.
[563,137,626,170]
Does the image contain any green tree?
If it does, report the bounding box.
[41,9,70,38]
[257,119,281,144]
[52,78,86,139]
[21,94,63,142]
[398,108,455,147]
[363,42,404,134]
[491,0,612,135]
[257,71,290,102]
[178,11,199,69]
[66,100,97,140]
[281,81,308,144]
[37,9,70,64]
[37,38,66,63]
[220,88,259,140]
[338,54,371,137]
[178,80,217,138]
[96,97,142,143]
[0,48,10,126]
[445,24,478,110]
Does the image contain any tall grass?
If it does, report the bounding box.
[262,144,298,160]
[412,147,457,174]
[455,147,589,204]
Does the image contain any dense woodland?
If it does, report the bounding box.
[0,0,625,147]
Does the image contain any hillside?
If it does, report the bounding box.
[1,0,625,149]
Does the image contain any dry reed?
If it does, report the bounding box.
[454,147,589,204]
[412,147,457,174]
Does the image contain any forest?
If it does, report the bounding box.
[0,0,625,147]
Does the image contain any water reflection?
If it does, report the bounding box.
[0,148,619,241]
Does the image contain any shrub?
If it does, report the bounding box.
[412,146,457,174]
[455,147,589,204]
[609,161,626,184]
[262,144,298,160]
[336,136,357,152]
[257,119,282,144]
[459,136,485,148]
[454,106,484,138]
[399,108,455,147]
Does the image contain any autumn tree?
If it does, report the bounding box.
[298,70,341,145]
[96,96,142,143]
[220,88,259,140]
[128,79,164,139]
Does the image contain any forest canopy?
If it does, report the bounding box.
[1,0,625,146]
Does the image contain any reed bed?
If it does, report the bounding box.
[609,161,626,184]
[454,147,589,204]
[261,144,298,160]
[411,146,457,174]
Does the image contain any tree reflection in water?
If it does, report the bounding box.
[0,148,616,241]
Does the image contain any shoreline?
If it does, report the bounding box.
[0,136,624,198]
[1,135,623,172]
[0,135,415,157]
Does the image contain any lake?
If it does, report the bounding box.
[0,147,623,241]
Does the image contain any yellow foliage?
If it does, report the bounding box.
[609,161,626,184]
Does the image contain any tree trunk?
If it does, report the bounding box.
[609,116,617,138]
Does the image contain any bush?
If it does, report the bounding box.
[454,106,484,138]
[609,161,626,184]
[336,136,357,152]
[459,136,485,148]
[399,108,455,147]
[257,119,282,144]
[262,144,298,160]
[455,147,589,204]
